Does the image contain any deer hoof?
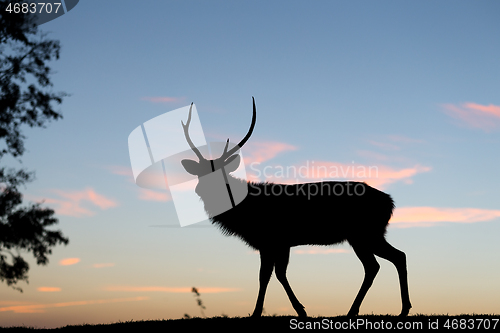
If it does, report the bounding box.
[399,306,411,317]
[346,309,359,317]
[296,307,307,318]
[250,312,262,318]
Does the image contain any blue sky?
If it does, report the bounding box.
[1,0,499,328]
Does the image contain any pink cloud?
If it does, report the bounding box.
[104,286,240,293]
[85,190,117,209]
[106,165,133,178]
[442,102,500,131]
[59,258,80,266]
[104,165,172,201]
[371,164,431,189]
[242,141,297,165]
[0,297,148,314]
[464,102,500,117]
[249,160,431,190]
[141,96,185,103]
[42,197,94,217]
[37,287,61,292]
[40,188,118,217]
[231,140,297,182]
[138,188,171,201]
[391,207,500,228]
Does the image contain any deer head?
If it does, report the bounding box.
[180,98,256,179]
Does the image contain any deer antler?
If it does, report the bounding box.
[219,97,257,161]
[181,103,205,161]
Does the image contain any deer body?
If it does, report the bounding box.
[203,178,393,249]
[180,99,412,317]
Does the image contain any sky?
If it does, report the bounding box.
[1,0,500,328]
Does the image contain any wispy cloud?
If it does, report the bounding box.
[294,247,349,254]
[93,263,115,268]
[243,141,298,165]
[359,135,424,165]
[104,286,241,293]
[59,258,80,266]
[35,188,118,217]
[105,165,172,201]
[106,165,133,178]
[141,96,185,103]
[233,140,298,182]
[138,188,171,202]
[249,160,431,190]
[37,287,61,292]
[391,207,500,228]
[368,140,400,151]
[370,164,431,188]
[464,102,500,117]
[442,102,500,131]
[0,297,148,314]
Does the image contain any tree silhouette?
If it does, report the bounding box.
[0,1,68,292]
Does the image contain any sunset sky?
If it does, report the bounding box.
[1,0,500,328]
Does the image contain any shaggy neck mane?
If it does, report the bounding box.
[201,174,269,245]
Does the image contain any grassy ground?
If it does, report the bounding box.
[1,314,499,332]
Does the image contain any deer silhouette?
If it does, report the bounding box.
[180,98,412,317]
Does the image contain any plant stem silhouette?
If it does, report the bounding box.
[192,287,206,317]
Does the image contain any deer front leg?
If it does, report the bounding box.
[251,251,274,317]
[275,248,307,317]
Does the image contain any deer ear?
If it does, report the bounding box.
[181,159,201,176]
[224,155,241,173]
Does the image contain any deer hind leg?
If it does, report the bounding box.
[347,242,380,317]
[251,250,275,317]
[274,248,307,317]
[373,239,412,316]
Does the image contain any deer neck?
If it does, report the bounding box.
[197,172,249,219]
